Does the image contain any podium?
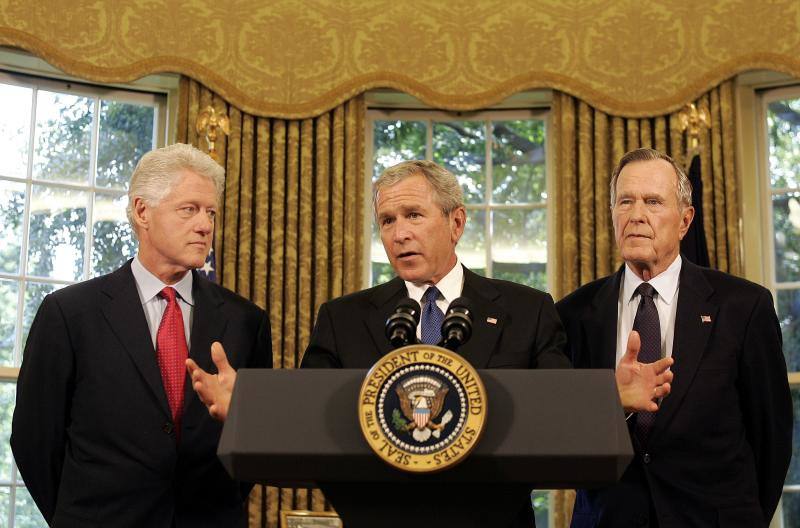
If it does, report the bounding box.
[219,369,632,527]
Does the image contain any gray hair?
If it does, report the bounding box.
[609,148,692,209]
[373,160,464,217]
[126,143,225,227]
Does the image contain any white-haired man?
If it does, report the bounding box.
[557,148,792,527]
[12,143,271,528]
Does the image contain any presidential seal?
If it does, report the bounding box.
[358,344,487,473]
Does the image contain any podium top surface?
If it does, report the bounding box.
[219,369,633,487]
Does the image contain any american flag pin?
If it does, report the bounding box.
[701,315,712,323]
[487,317,498,325]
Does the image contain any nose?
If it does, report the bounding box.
[392,218,412,243]
[196,210,214,235]
[629,199,647,222]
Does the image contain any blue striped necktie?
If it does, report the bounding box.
[421,286,444,345]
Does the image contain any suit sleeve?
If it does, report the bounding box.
[300,303,342,368]
[738,289,793,523]
[11,294,75,523]
[531,294,571,369]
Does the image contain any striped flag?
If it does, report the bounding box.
[197,247,217,283]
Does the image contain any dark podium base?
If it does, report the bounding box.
[321,483,535,528]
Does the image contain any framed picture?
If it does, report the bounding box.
[280,510,343,528]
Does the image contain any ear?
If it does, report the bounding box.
[677,205,695,240]
[132,197,150,232]
[449,206,467,244]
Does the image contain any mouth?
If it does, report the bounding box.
[397,251,420,260]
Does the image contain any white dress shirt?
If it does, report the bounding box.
[404,259,465,340]
[616,255,682,367]
[131,256,194,349]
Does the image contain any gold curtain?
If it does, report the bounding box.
[552,80,741,301]
[549,81,740,526]
[176,77,365,528]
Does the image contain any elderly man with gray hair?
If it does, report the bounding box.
[557,148,792,527]
[12,143,272,528]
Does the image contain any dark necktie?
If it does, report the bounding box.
[632,282,660,444]
[421,286,445,345]
[156,287,188,439]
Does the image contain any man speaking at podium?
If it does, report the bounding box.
[190,159,672,527]
[12,144,272,528]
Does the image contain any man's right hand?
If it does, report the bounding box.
[616,330,674,413]
[186,341,236,421]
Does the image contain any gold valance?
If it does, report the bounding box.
[1,0,799,118]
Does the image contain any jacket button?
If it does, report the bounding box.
[163,422,173,434]
[643,453,651,464]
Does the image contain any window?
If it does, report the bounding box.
[760,85,800,526]
[0,69,167,527]
[366,108,551,292]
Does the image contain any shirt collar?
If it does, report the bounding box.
[622,254,681,305]
[131,255,195,306]
[404,258,464,307]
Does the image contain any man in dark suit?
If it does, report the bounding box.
[11,143,272,528]
[556,148,792,528]
[190,159,670,527]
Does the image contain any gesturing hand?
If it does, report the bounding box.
[616,330,674,413]
[186,341,236,421]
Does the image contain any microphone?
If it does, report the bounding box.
[385,297,421,348]
[441,297,473,351]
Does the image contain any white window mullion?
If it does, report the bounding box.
[485,120,493,278]
[83,96,100,280]
[14,84,38,368]
[426,119,433,161]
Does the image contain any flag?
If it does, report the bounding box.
[680,154,711,267]
[197,247,217,283]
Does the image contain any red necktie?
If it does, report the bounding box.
[156,287,188,438]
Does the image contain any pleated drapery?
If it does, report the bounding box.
[177,78,365,528]
[552,80,741,301]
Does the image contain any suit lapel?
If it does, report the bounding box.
[183,271,228,426]
[580,267,624,369]
[456,268,506,368]
[366,277,407,360]
[99,262,171,419]
[651,260,716,438]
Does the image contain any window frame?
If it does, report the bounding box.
[738,73,800,526]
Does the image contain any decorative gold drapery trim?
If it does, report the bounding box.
[177,78,364,527]
[2,0,799,119]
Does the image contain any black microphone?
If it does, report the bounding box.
[385,297,421,349]
[441,296,473,351]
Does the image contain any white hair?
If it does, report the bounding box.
[126,143,225,229]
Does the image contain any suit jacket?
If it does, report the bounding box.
[302,266,569,370]
[301,267,570,528]
[11,261,272,528]
[556,259,792,528]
